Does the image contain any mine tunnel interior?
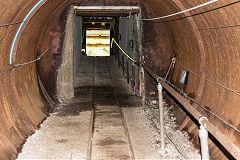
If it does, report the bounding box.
[1,1,240,160]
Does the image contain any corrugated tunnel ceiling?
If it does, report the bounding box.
[0,0,239,159]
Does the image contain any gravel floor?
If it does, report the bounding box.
[17,56,201,160]
[123,106,201,160]
[17,107,92,160]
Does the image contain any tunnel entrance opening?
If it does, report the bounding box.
[70,6,142,97]
[57,6,142,102]
[82,16,113,58]
[82,16,113,57]
[85,29,111,57]
[82,17,114,57]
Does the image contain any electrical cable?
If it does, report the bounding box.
[4,0,83,67]
[1,1,239,135]
[164,58,176,81]
[0,29,66,76]
[0,0,50,28]
[140,0,219,21]
[80,0,90,6]
[111,38,138,63]
[153,1,240,24]
[0,65,15,76]
[164,125,189,159]
[114,36,240,97]
[197,24,240,30]
[114,41,240,134]
[164,79,240,134]
[10,0,49,64]
[14,30,66,67]
[0,21,26,27]
[144,109,187,159]
[8,0,71,64]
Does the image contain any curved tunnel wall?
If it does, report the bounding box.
[0,0,239,159]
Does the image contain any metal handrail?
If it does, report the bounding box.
[142,64,240,159]
[113,38,240,159]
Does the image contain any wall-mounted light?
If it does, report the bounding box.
[180,70,189,85]
[180,70,189,93]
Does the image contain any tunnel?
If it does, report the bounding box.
[0,0,240,159]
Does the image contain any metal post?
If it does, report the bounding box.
[140,66,145,110]
[199,117,210,160]
[157,83,165,152]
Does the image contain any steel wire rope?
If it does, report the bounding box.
[123,1,134,20]
[197,24,240,30]
[15,29,66,66]
[0,21,26,28]
[8,0,85,64]
[175,60,240,96]
[147,1,240,24]
[0,0,90,76]
[140,0,219,21]
[0,0,51,28]
[112,36,240,97]
[1,0,240,27]
[162,78,240,134]
[164,58,176,81]
[161,60,240,133]
[144,109,188,159]
[0,65,16,76]
[0,29,66,76]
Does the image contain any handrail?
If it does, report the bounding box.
[142,64,240,159]
[112,38,240,159]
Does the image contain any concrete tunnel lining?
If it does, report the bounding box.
[0,0,239,159]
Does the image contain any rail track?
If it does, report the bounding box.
[86,57,134,160]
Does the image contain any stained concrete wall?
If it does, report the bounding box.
[73,15,83,85]
[57,8,74,102]
[119,15,140,93]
